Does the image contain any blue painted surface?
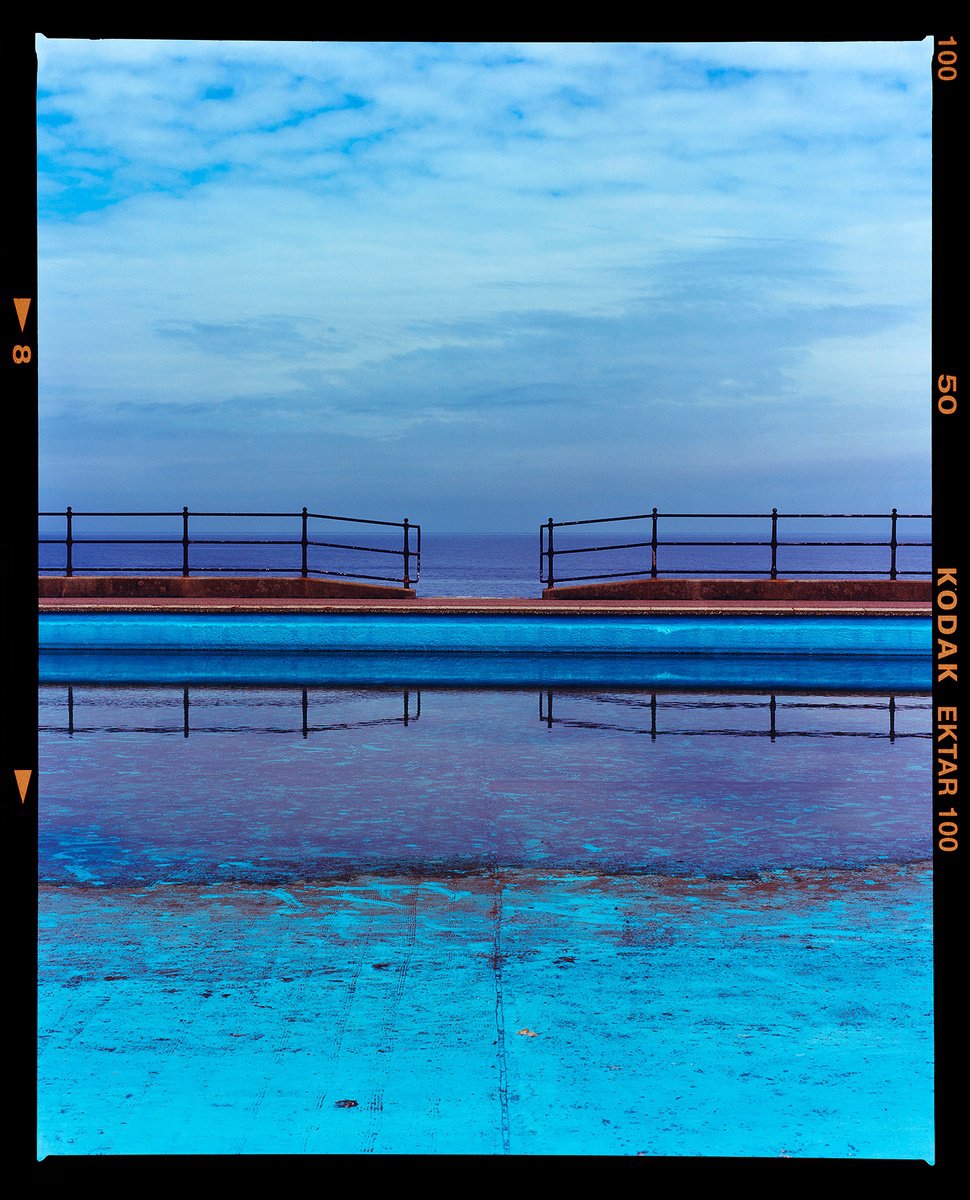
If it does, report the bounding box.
[39,867,933,1158]
[39,612,932,690]
[39,648,930,690]
[40,612,929,656]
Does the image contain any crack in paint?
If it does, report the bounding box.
[491,869,511,1155]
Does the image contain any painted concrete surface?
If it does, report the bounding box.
[39,649,930,691]
[39,612,931,692]
[38,864,933,1159]
[39,612,929,656]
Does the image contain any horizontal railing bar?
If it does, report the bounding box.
[551,568,932,582]
[39,566,298,574]
[43,538,184,546]
[554,569,677,582]
[551,513,662,528]
[549,541,653,555]
[546,723,926,739]
[305,512,413,529]
[187,538,304,547]
[40,509,416,528]
[305,540,402,556]
[173,538,403,555]
[41,511,188,518]
[39,566,406,582]
[547,538,930,555]
[41,537,406,555]
[548,511,929,528]
[779,540,932,549]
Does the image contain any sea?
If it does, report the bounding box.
[38,518,931,597]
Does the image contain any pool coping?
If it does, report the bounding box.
[38,597,931,617]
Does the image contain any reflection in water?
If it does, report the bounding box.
[45,684,421,738]
[39,684,930,882]
[538,690,924,742]
[43,684,921,743]
[38,682,933,1158]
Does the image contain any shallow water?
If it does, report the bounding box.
[40,684,930,883]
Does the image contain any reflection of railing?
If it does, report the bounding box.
[538,691,928,742]
[40,686,930,742]
[41,686,420,738]
[540,509,930,587]
[39,507,420,587]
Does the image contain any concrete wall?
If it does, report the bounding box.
[543,577,931,601]
[38,576,416,600]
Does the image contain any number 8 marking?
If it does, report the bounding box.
[12,345,31,364]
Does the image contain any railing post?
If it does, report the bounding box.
[889,694,896,743]
[770,508,778,580]
[546,518,555,588]
[65,506,73,577]
[182,506,190,577]
[301,507,308,578]
[890,508,898,580]
[402,518,411,588]
[651,507,658,578]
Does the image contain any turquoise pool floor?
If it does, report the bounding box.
[39,864,932,1158]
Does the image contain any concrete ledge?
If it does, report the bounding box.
[543,578,931,602]
[38,575,416,600]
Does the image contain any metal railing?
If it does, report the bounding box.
[39,507,420,588]
[540,508,930,587]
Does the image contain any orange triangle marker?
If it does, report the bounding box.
[14,298,31,332]
[14,769,32,803]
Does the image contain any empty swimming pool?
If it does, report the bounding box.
[37,630,933,1159]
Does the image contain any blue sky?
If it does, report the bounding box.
[36,39,932,530]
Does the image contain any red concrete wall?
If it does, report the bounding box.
[542,578,931,601]
[38,576,416,600]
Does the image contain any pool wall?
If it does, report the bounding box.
[39,612,931,690]
[40,611,929,656]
